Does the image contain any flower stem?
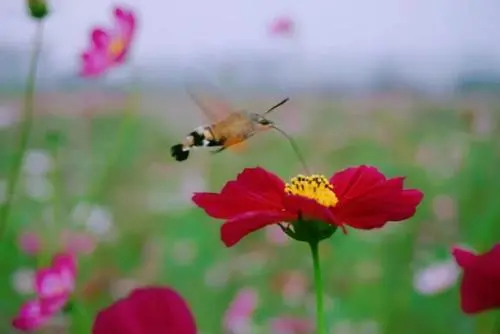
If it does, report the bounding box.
[0,22,44,240]
[309,241,326,334]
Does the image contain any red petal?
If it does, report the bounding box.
[192,167,286,219]
[452,246,477,269]
[92,286,197,334]
[230,167,285,201]
[329,165,387,200]
[92,298,143,333]
[330,166,423,229]
[452,244,500,314]
[221,211,295,247]
[459,269,500,314]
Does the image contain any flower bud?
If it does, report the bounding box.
[26,0,49,20]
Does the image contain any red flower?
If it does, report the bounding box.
[192,166,423,247]
[92,286,197,334]
[452,244,500,314]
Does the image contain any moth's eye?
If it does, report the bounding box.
[259,118,271,125]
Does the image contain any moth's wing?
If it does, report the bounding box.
[210,112,252,154]
[211,141,247,154]
[185,85,236,124]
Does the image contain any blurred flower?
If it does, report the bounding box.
[18,229,96,256]
[273,271,308,307]
[92,286,197,334]
[413,260,459,295]
[23,149,52,176]
[269,16,295,37]
[0,105,18,129]
[59,230,97,255]
[80,6,137,77]
[223,288,258,334]
[18,231,42,255]
[192,166,423,247]
[26,0,49,20]
[24,150,51,176]
[12,253,77,331]
[269,316,314,334]
[23,175,53,201]
[265,224,290,246]
[11,268,36,295]
[452,244,500,314]
[71,202,114,239]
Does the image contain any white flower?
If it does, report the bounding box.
[24,175,53,201]
[23,150,52,176]
[413,260,459,295]
[11,268,35,295]
[86,206,113,237]
[71,202,114,239]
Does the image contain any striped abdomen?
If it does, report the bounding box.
[170,125,223,162]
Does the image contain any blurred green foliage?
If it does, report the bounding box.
[0,95,499,334]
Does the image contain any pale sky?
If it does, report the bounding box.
[1,0,500,73]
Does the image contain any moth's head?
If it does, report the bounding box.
[249,113,274,129]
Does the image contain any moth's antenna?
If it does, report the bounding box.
[271,125,310,174]
[264,97,289,115]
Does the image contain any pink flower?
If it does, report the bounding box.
[18,229,96,256]
[269,16,295,37]
[60,230,96,255]
[223,288,258,332]
[35,253,77,312]
[12,253,77,331]
[270,316,314,334]
[18,231,41,255]
[11,300,52,331]
[80,6,137,77]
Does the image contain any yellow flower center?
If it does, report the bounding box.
[284,174,339,207]
[108,38,125,57]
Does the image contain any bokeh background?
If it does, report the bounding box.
[2,0,500,333]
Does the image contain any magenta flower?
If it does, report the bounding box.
[92,286,197,334]
[11,300,52,331]
[223,288,258,332]
[80,6,137,77]
[12,253,77,331]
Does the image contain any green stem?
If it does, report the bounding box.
[0,22,44,240]
[309,241,326,334]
